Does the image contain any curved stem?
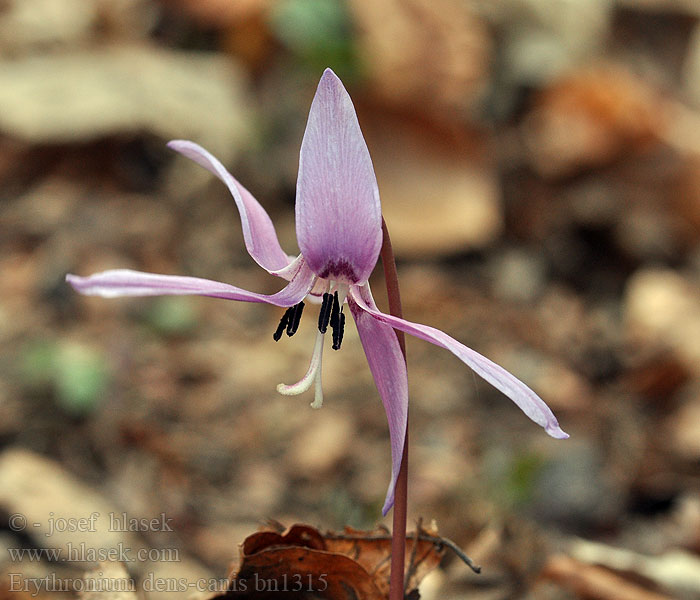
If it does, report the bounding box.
[381,217,408,600]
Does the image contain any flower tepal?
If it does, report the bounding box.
[67,68,567,516]
[296,69,382,285]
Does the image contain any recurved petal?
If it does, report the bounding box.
[168,140,291,274]
[296,69,382,284]
[348,292,408,515]
[350,285,568,440]
[67,259,315,307]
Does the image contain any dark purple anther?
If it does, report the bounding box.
[318,293,333,333]
[286,301,305,336]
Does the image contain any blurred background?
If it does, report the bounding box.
[1,0,700,598]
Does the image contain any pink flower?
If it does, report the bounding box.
[68,69,567,515]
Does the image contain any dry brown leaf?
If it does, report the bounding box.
[665,396,700,460]
[0,46,251,161]
[675,157,700,239]
[350,0,490,123]
[158,0,275,68]
[624,268,700,376]
[210,523,446,599]
[522,64,664,177]
[540,554,674,600]
[323,527,447,597]
[158,0,269,27]
[568,536,700,597]
[363,115,501,258]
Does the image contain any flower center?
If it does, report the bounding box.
[318,259,358,284]
[274,282,348,407]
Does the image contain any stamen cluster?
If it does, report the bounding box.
[318,292,345,350]
[273,302,305,341]
[274,291,345,350]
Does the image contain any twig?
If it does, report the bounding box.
[404,517,422,588]
[423,534,482,574]
[325,529,482,574]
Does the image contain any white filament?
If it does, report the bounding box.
[335,283,348,307]
[275,281,349,409]
[276,329,325,408]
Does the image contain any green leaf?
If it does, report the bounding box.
[144,296,198,336]
[55,344,108,416]
[270,0,359,77]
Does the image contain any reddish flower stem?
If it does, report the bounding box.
[380,218,408,600]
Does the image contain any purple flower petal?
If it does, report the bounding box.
[350,285,569,439]
[296,69,382,284]
[168,140,291,274]
[67,259,315,307]
[348,293,408,515]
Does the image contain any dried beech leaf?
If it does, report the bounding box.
[522,64,664,177]
[159,0,267,27]
[350,0,490,121]
[243,524,327,555]
[0,46,251,154]
[323,527,445,597]
[540,554,674,600]
[363,116,502,257]
[209,523,446,599]
[234,546,383,599]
